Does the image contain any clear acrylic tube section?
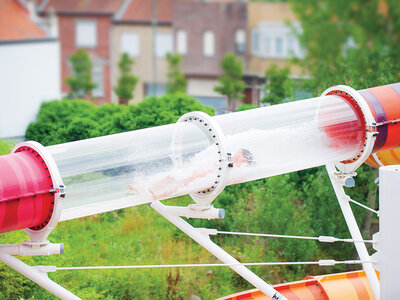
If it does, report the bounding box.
[47,94,364,221]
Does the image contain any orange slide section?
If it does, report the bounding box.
[218,270,375,300]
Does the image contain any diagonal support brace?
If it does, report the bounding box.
[326,163,380,300]
[150,201,287,300]
[0,253,80,300]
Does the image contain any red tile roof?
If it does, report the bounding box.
[120,0,173,23]
[0,0,46,42]
[40,0,125,14]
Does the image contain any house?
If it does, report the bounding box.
[112,0,174,104]
[0,0,60,139]
[38,0,126,104]
[245,2,306,104]
[172,1,247,113]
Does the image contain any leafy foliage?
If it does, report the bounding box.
[166,53,187,94]
[26,94,214,146]
[288,0,400,93]
[214,53,245,110]
[114,53,138,104]
[237,103,258,111]
[262,64,294,105]
[66,50,97,99]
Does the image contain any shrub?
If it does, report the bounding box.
[26,94,214,146]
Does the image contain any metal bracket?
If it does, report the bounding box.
[12,141,65,242]
[172,111,231,207]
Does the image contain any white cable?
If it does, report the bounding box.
[55,260,372,271]
[348,198,378,215]
[215,230,373,244]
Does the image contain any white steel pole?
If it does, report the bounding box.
[0,254,80,300]
[379,165,400,299]
[326,163,380,299]
[150,201,287,300]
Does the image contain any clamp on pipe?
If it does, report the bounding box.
[11,141,65,242]
[321,85,378,174]
[172,111,231,208]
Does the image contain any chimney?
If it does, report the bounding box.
[25,0,38,22]
[48,7,59,38]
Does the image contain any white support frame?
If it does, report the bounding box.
[326,164,380,299]
[0,253,80,300]
[321,85,380,299]
[150,201,286,300]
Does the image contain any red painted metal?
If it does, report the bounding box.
[0,146,55,233]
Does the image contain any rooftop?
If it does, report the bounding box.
[0,0,46,42]
[39,0,125,15]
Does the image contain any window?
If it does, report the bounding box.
[155,33,173,58]
[76,20,97,48]
[251,29,259,55]
[263,37,271,54]
[176,30,187,55]
[92,66,104,97]
[235,29,246,54]
[275,37,283,55]
[121,33,140,57]
[203,30,215,57]
[287,36,296,55]
[145,83,166,97]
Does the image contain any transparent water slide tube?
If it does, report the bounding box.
[47,123,220,221]
[214,95,364,185]
[47,94,363,221]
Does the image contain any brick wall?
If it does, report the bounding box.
[58,15,112,104]
[173,2,247,78]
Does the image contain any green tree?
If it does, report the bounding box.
[114,53,138,105]
[262,64,294,105]
[288,0,400,93]
[66,50,97,99]
[214,53,245,110]
[166,53,187,94]
[286,0,400,258]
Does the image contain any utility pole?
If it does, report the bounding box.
[152,0,157,96]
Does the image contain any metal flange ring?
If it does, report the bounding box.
[321,85,377,173]
[12,141,65,242]
[172,111,230,207]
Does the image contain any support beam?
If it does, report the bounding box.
[326,163,380,300]
[0,253,80,300]
[150,201,286,300]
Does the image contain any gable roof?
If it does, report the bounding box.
[39,0,125,15]
[117,0,173,24]
[0,0,46,42]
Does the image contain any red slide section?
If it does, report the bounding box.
[0,146,55,233]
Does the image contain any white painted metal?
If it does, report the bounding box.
[150,201,287,300]
[160,204,224,219]
[0,254,80,300]
[379,165,400,299]
[326,163,380,300]
[0,243,63,256]
[175,111,231,207]
[321,85,377,174]
[12,141,65,242]
[55,259,370,270]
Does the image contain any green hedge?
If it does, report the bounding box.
[26,94,214,146]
